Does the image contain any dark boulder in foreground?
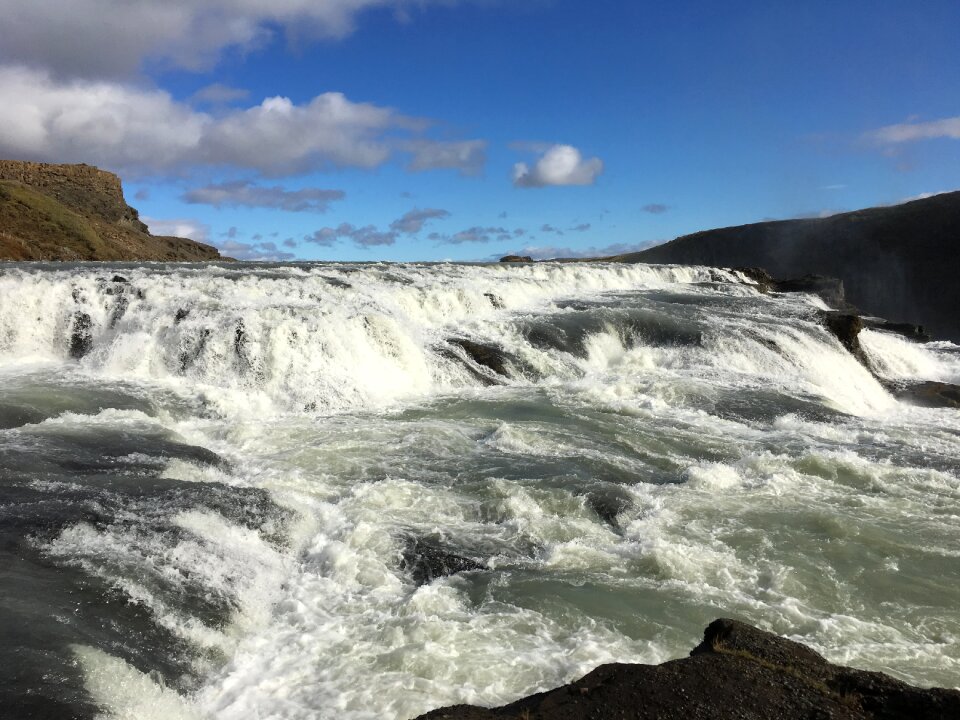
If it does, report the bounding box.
[416,618,960,720]
[500,255,533,263]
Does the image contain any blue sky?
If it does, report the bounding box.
[0,0,958,261]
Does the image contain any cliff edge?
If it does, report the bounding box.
[0,161,224,262]
[612,192,960,341]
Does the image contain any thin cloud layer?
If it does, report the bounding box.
[866,116,960,144]
[406,140,487,176]
[218,240,296,261]
[0,66,483,177]
[389,208,450,234]
[0,0,468,78]
[435,226,512,244]
[183,181,345,212]
[305,223,397,248]
[642,203,669,214]
[513,144,603,188]
[510,240,659,260]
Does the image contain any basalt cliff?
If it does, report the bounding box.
[609,192,960,342]
[0,161,224,262]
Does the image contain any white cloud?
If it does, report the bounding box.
[190,83,250,105]
[406,139,486,175]
[183,181,345,212]
[513,144,603,188]
[0,66,483,176]
[866,116,960,144]
[141,217,211,243]
[0,0,468,78]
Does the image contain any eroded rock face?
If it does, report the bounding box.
[415,618,960,720]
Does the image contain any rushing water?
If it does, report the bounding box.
[0,261,958,720]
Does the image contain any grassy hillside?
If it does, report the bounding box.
[0,161,225,262]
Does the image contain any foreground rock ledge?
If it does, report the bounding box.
[415,619,960,720]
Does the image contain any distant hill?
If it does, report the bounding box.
[612,192,960,341]
[0,161,225,262]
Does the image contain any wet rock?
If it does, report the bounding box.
[734,266,776,293]
[111,275,129,284]
[415,618,960,720]
[68,312,93,359]
[774,274,849,309]
[174,308,189,323]
[484,292,505,309]
[500,255,533,263]
[862,318,931,342]
[583,487,633,528]
[885,380,960,409]
[400,537,487,586]
[447,338,510,377]
[821,311,870,366]
[736,268,851,309]
[108,293,129,328]
[178,328,210,373]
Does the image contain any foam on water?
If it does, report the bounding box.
[1,261,959,719]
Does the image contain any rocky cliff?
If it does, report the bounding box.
[0,161,224,262]
[612,192,960,341]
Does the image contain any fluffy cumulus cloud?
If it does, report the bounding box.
[0,0,465,78]
[866,116,960,144]
[389,208,450,234]
[183,181,345,212]
[0,66,483,176]
[513,144,603,188]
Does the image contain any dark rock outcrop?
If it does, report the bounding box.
[821,311,867,359]
[500,255,533,263]
[416,618,960,720]
[610,192,960,341]
[68,312,93,359]
[0,160,226,262]
[736,267,853,310]
[445,338,511,379]
[884,381,960,409]
[862,318,930,342]
[399,537,487,586]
